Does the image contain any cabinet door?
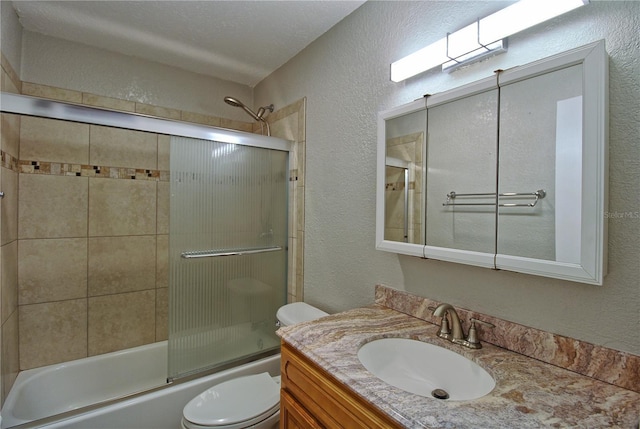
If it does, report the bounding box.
[422,76,499,268]
[281,389,324,429]
[426,87,498,254]
[281,342,401,429]
[497,64,582,262]
[495,40,608,285]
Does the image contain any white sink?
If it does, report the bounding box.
[357,338,495,401]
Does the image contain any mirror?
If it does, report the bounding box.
[384,108,426,244]
[376,99,426,257]
[376,40,608,284]
[497,64,583,262]
[426,80,498,255]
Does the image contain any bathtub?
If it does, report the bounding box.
[1,340,281,429]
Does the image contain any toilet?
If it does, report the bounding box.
[181,302,328,429]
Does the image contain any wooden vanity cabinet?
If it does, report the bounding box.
[280,341,401,429]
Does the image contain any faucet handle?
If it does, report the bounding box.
[470,318,495,328]
[466,318,495,348]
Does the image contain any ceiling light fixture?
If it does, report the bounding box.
[390,0,588,82]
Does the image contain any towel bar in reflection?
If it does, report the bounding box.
[443,190,546,207]
[181,246,282,259]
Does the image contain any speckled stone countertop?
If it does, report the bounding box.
[277,305,640,428]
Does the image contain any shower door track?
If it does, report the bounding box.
[0,92,292,153]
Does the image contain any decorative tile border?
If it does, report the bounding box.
[1,150,19,172]
[19,159,169,182]
[375,284,640,393]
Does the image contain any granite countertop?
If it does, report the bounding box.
[277,305,640,429]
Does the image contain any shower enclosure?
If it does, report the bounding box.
[0,92,290,424]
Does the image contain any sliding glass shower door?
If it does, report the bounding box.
[168,136,288,381]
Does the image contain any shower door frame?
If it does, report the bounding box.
[0,92,291,153]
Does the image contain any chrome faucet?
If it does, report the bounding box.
[432,303,494,349]
[432,303,464,342]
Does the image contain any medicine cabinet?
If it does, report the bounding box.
[376,40,608,285]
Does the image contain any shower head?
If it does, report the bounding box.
[223,96,244,108]
[223,96,274,136]
[223,96,261,121]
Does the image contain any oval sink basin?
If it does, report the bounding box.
[357,338,495,401]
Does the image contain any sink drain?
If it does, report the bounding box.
[431,388,450,400]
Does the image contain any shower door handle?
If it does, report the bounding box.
[181,246,282,259]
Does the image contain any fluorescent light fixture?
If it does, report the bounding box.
[479,0,587,45]
[391,38,449,83]
[390,0,587,82]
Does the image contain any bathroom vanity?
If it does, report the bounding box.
[277,286,640,428]
[280,342,399,428]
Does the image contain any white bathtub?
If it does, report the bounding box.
[1,340,280,429]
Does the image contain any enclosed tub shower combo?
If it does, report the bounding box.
[0,93,315,428]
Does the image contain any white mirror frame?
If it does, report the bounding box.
[376,40,608,285]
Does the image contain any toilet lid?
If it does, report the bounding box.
[183,372,280,427]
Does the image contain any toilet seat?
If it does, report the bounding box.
[276,302,328,326]
[182,373,280,429]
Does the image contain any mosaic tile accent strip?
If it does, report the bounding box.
[385,181,416,191]
[19,160,169,182]
[1,150,19,172]
[375,284,640,393]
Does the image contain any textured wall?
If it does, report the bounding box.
[254,1,640,355]
[0,1,22,76]
[20,31,253,121]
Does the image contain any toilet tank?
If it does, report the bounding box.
[276,302,328,326]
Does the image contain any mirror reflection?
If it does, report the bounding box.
[497,64,583,262]
[384,109,426,244]
[426,88,498,253]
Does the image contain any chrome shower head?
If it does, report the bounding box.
[223,96,244,108]
[223,96,261,121]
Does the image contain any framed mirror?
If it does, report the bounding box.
[494,41,608,284]
[376,40,608,285]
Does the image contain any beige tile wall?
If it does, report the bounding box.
[17,119,168,369]
[1,73,306,393]
[1,52,21,404]
[260,99,306,302]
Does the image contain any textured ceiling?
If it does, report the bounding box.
[11,1,366,87]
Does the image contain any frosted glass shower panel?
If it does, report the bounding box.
[497,65,583,261]
[426,89,498,253]
[168,136,288,380]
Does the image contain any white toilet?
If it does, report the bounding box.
[181,302,328,429]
